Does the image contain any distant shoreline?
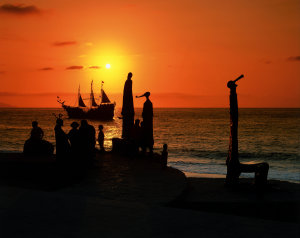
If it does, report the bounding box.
[1,107,300,109]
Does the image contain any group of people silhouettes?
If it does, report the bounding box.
[54,118,105,164]
[24,118,105,165]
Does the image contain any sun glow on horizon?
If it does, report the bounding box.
[105,63,111,69]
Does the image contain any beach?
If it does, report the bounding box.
[1,0,299,237]
[1,108,299,183]
[0,152,299,238]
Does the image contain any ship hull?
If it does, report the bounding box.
[62,103,115,120]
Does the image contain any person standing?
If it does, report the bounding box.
[121,72,134,139]
[68,122,80,154]
[54,118,70,161]
[136,92,153,155]
[98,125,105,152]
[161,144,168,169]
[79,120,96,161]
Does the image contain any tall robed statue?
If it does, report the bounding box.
[136,92,154,155]
[121,72,135,139]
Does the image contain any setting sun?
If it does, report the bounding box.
[0,2,299,235]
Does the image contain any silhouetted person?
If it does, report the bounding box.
[121,72,134,139]
[161,144,168,169]
[68,122,80,154]
[54,118,70,161]
[79,120,96,161]
[30,121,44,141]
[98,125,105,152]
[136,92,154,155]
[24,121,53,155]
[89,123,96,155]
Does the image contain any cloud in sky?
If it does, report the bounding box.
[121,4,137,9]
[89,66,100,69]
[53,41,77,47]
[0,92,71,97]
[287,56,300,62]
[0,102,13,107]
[66,66,83,70]
[39,67,54,71]
[0,4,41,15]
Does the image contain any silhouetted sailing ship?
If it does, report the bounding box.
[57,81,115,120]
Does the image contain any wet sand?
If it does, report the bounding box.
[0,152,299,237]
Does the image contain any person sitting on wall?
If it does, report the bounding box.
[30,121,44,141]
[23,121,54,155]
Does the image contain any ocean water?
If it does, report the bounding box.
[0,108,299,182]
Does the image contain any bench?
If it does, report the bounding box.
[226,162,269,187]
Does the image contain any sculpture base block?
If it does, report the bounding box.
[112,138,136,155]
[226,162,269,188]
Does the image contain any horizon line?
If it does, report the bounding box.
[1,107,299,109]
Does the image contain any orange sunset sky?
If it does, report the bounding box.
[0,0,299,108]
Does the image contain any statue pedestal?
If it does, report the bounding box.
[23,139,54,156]
[112,138,135,155]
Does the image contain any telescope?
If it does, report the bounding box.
[233,74,244,83]
[227,74,244,88]
[136,92,150,98]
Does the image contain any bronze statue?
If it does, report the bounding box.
[226,75,243,184]
[226,75,269,187]
[136,92,154,155]
[121,72,134,139]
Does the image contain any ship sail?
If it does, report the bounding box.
[90,81,98,107]
[101,89,111,103]
[78,85,86,107]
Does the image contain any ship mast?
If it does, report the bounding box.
[78,85,80,106]
[90,80,98,107]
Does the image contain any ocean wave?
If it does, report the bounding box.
[1,108,299,182]
[169,149,299,161]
